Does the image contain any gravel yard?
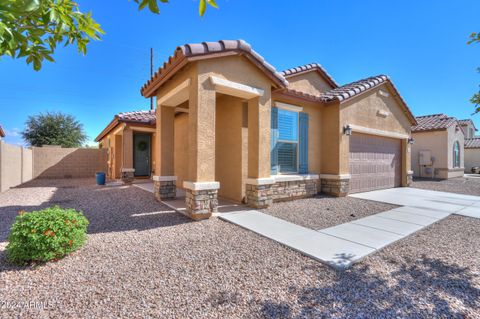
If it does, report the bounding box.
[0,179,479,318]
[411,176,480,196]
[262,195,398,230]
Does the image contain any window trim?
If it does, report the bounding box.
[275,103,302,174]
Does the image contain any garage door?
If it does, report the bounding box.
[349,133,402,193]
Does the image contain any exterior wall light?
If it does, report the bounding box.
[408,137,414,145]
[343,125,352,136]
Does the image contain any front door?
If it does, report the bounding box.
[133,133,151,177]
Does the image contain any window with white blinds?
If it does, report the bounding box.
[277,109,298,172]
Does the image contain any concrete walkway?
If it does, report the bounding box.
[220,188,480,269]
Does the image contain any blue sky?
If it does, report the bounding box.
[1,0,479,145]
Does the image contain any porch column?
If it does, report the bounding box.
[245,94,275,208]
[121,127,135,183]
[183,77,219,220]
[153,104,176,201]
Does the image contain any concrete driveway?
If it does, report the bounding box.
[350,187,480,219]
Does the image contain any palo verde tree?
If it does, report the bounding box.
[0,0,218,70]
[22,112,87,147]
[469,32,480,112]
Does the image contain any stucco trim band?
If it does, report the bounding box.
[319,174,351,180]
[273,174,319,182]
[210,76,264,98]
[245,177,275,185]
[153,175,177,182]
[121,168,135,172]
[348,124,409,139]
[183,181,220,191]
[246,174,319,185]
[157,78,191,107]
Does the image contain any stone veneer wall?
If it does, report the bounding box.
[246,184,273,208]
[406,172,413,186]
[320,178,350,197]
[153,180,176,201]
[246,179,318,208]
[185,188,218,219]
[272,179,317,202]
[121,171,134,184]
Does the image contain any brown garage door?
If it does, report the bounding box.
[349,133,402,193]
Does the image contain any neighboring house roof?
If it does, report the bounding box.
[458,119,478,131]
[141,40,288,98]
[465,137,480,149]
[280,63,338,88]
[0,125,5,138]
[320,75,417,125]
[95,110,155,142]
[412,114,459,133]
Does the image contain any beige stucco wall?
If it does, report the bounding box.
[286,72,334,95]
[0,142,29,192]
[33,146,107,179]
[339,84,412,178]
[321,102,341,174]
[174,112,189,188]
[411,130,448,177]
[411,126,464,179]
[465,148,480,172]
[215,95,248,201]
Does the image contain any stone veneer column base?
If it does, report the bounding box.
[320,174,350,197]
[406,170,414,186]
[153,176,176,201]
[183,181,219,220]
[121,168,135,184]
[246,183,274,208]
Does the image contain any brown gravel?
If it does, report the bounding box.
[411,176,480,196]
[261,195,398,230]
[0,179,479,318]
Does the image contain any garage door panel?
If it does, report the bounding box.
[349,133,401,193]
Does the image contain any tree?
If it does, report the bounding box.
[469,32,480,113]
[0,0,218,71]
[22,112,87,147]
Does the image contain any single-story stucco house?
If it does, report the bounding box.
[411,114,465,179]
[96,39,417,220]
[459,119,480,172]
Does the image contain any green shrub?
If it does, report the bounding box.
[6,206,89,265]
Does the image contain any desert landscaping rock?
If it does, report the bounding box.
[411,176,480,196]
[0,179,479,318]
[262,195,398,230]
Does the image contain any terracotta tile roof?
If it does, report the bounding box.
[320,75,389,102]
[141,40,288,97]
[458,119,478,131]
[320,75,416,124]
[0,125,4,138]
[412,114,458,132]
[281,63,338,88]
[95,110,155,142]
[118,110,156,124]
[465,137,480,148]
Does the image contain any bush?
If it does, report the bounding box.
[6,206,89,265]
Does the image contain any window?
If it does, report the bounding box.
[277,109,299,173]
[453,141,460,168]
